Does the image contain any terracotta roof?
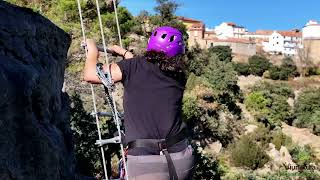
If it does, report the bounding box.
[205,31,216,34]
[177,16,202,23]
[227,22,236,26]
[188,28,204,31]
[278,31,302,37]
[255,30,274,35]
[226,22,244,28]
[204,37,254,44]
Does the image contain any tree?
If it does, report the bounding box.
[208,46,233,63]
[185,43,209,76]
[149,0,187,39]
[136,10,150,36]
[248,55,272,76]
[297,43,311,77]
[245,81,294,128]
[230,134,269,170]
[154,0,179,23]
[268,57,299,80]
[294,88,320,135]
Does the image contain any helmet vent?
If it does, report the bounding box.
[169,35,176,42]
[161,34,167,39]
[154,31,157,36]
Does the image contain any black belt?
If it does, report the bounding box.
[127,128,189,180]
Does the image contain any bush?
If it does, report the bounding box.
[185,44,209,76]
[182,93,201,121]
[248,55,272,76]
[281,57,299,77]
[193,145,225,180]
[290,145,314,166]
[183,75,241,147]
[230,134,269,170]
[267,57,299,80]
[294,88,320,135]
[233,63,251,76]
[203,56,240,99]
[203,56,242,116]
[245,82,294,128]
[208,46,233,63]
[270,130,293,151]
[251,81,294,98]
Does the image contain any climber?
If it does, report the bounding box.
[83,26,194,180]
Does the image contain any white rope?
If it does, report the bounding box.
[111,1,130,179]
[113,0,123,48]
[75,0,109,179]
[95,0,129,179]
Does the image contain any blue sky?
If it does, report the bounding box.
[120,0,320,32]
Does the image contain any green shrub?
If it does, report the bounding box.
[193,145,225,180]
[290,145,313,166]
[270,130,293,151]
[182,93,201,121]
[248,55,272,76]
[294,88,320,135]
[267,58,299,80]
[185,44,209,76]
[281,57,299,77]
[230,135,269,170]
[203,56,242,115]
[203,57,239,98]
[268,65,282,80]
[208,46,233,62]
[251,81,294,98]
[245,82,294,128]
[233,63,251,76]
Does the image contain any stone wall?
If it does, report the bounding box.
[303,39,320,65]
[0,1,75,180]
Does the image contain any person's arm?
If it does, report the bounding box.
[83,39,133,84]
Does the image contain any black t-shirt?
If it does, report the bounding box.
[117,57,188,155]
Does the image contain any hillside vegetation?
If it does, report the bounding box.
[8,0,320,179]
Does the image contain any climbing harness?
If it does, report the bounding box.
[127,128,189,180]
[75,0,128,179]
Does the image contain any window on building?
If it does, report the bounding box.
[210,43,213,47]
[277,42,279,44]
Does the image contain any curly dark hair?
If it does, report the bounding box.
[145,51,187,85]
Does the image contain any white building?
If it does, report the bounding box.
[302,20,320,64]
[303,20,320,40]
[244,30,273,41]
[263,30,302,56]
[215,22,248,39]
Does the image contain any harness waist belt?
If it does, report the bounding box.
[127,128,189,180]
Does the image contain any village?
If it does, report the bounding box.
[178,17,320,64]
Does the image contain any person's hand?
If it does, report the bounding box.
[109,45,127,56]
[84,39,99,57]
[109,45,134,58]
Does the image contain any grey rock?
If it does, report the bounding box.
[0,1,75,180]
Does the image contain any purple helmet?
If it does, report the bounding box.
[147,26,185,57]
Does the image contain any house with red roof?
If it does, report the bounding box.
[178,17,256,56]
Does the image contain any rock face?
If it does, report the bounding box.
[0,2,74,180]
